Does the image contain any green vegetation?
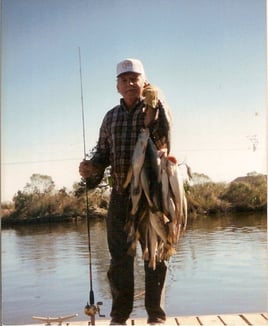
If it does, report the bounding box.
[1,171,266,225]
[186,172,266,216]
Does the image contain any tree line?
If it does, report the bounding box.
[1,171,266,225]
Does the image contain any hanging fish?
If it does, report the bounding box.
[166,156,187,231]
[123,128,150,216]
[123,128,188,269]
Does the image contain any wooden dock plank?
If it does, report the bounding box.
[218,314,249,325]
[130,317,147,325]
[240,313,268,325]
[175,315,200,325]
[197,314,224,325]
[130,317,177,325]
[164,317,178,325]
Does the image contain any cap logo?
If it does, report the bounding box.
[122,61,132,70]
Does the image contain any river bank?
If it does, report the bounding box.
[1,204,266,227]
[1,206,107,227]
[1,173,266,226]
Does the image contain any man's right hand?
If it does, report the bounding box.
[79,160,94,178]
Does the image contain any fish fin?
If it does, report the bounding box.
[127,230,140,256]
[123,166,133,188]
[164,245,176,260]
[124,216,136,243]
[142,248,149,261]
[182,195,188,231]
[163,214,170,224]
[127,223,135,243]
[127,242,137,256]
[186,163,193,179]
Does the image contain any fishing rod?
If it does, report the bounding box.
[78,47,104,325]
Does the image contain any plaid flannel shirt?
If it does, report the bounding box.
[91,98,170,191]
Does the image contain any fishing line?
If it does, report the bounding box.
[78,47,104,325]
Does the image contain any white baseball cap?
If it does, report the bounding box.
[116,58,145,77]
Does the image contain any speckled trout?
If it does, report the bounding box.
[123,128,150,242]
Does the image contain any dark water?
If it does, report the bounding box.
[2,213,267,325]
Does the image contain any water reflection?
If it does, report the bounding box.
[2,213,267,324]
[165,213,267,316]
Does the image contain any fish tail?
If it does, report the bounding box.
[142,247,149,261]
[127,224,135,243]
[127,241,137,256]
[149,256,156,270]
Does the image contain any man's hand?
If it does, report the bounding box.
[79,160,94,178]
[142,84,159,109]
[79,160,105,189]
[143,84,160,126]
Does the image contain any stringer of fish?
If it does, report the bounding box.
[123,129,188,270]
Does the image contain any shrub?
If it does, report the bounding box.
[186,181,230,214]
[222,175,267,211]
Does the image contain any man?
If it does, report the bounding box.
[79,58,171,325]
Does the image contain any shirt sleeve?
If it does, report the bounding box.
[148,100,171,154]
[90,113,111,169]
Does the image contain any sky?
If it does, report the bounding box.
[1,0,267,202]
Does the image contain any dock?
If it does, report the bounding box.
[22,312,267,325]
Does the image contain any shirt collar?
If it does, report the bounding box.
[120,98,144,112]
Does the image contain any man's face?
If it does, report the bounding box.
[117,72,146,107]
